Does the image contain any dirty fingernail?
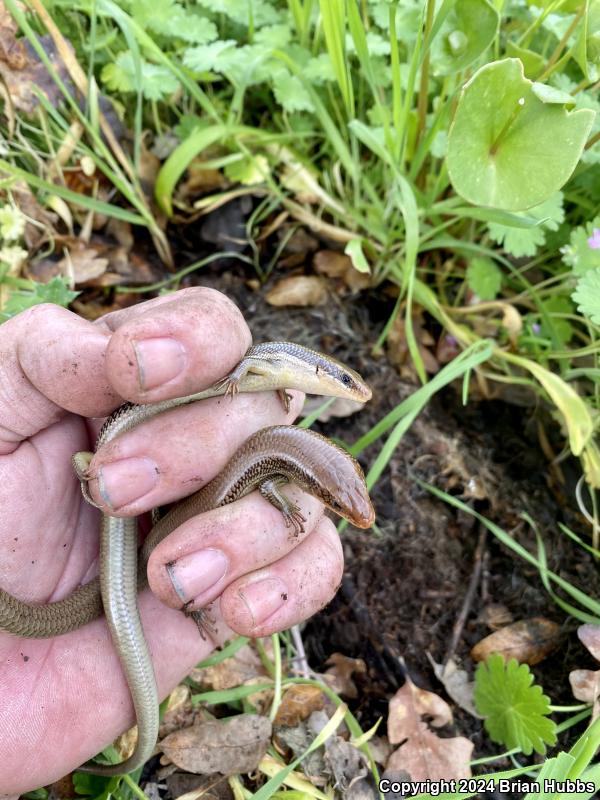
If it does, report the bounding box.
[133,338,187,391]
[237,576,288,628]
[98,457,159,509]
[166,549,229,604]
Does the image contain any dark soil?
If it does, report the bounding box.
[191,263,600,794]
[79,232,600,798]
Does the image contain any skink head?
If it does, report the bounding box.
[259,342,372,403]
[294,428,375,529]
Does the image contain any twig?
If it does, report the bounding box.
[443,524,487,667]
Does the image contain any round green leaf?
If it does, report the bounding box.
[446,59,595,210]
[431,0,499,76]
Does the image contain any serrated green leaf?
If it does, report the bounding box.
[487,193,564,257]
[572,268,600,325]
[474,654,557,756]
[562,218,600,275]
[196,0,282,26]
[0,277,80,321]
[224,154,270,185]
[182,40,238,73]
[272,70,314,112]
[466,256,502,300]
[101,52,179,100]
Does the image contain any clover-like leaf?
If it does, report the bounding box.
[474,653,557,756]
[572,268,600,326]
[487,192,564,257]
[466,256,502,300]
[447,59,595,210]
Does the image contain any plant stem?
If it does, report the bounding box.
[416,0,436,160]
[538,3,585,82]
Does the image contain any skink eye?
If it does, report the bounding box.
[341,373,352,386]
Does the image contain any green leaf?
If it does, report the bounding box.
[430,0,499,75]
[101,52,180,99]
[130,0,218,44]
[0,277,80,321]
[562,217,600,275]
[541,296,574,347]
[224,154,269,185]
[574,0,600,81]
[447,59,596,210]
[272,69,314,112]
[466,256,502,300]
[487,192,565,257]
[505,42,545,79]
[344,239,371,274]
[182,40,238,73]
[474,653,557,756]
[196,0,283,26]
[572,268,600,325]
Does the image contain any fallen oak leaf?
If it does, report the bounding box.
[273,684,326,727]
[265,275,328,307]
[324,653,367,699]
[569,669,600,705]
[160,714,271,775]
[578,623,600,661]
[471,617,561,666]
[426,655,481,719]
[386,729,473,783]
[388,676,453,744]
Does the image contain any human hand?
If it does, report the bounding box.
[0,288,344,793]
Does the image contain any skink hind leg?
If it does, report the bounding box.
[259,478,306,535]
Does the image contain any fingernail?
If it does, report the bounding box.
[237,576,288,627]
[133,338,187,391]
[166,549,229,604]
[98,457,159,509]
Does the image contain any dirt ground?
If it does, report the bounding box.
[73,224,600,798]
[182,260,600,797]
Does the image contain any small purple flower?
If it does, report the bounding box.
[532,323,541,334]
[445,334,457,347]
[587,227,600,250]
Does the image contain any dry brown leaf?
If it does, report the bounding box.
[265,275,328,307]
[387,313,439,377]
[324,653,367,699]
[569,669,600,703]
[386,729,473,782]
[165,773,233,800]
[470,617,561,665]
[578,624,600,661]
[314,249,352,278]
[426,655,481,719]
[273,684,326,727]
[478,603,514,631]
[388,677,453,745]
[191,644,266,691]
[0,31,70,114]
[324,735,370,796]
[160,715,271,775]
[59,242,109,284]
[313,249,370,293]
